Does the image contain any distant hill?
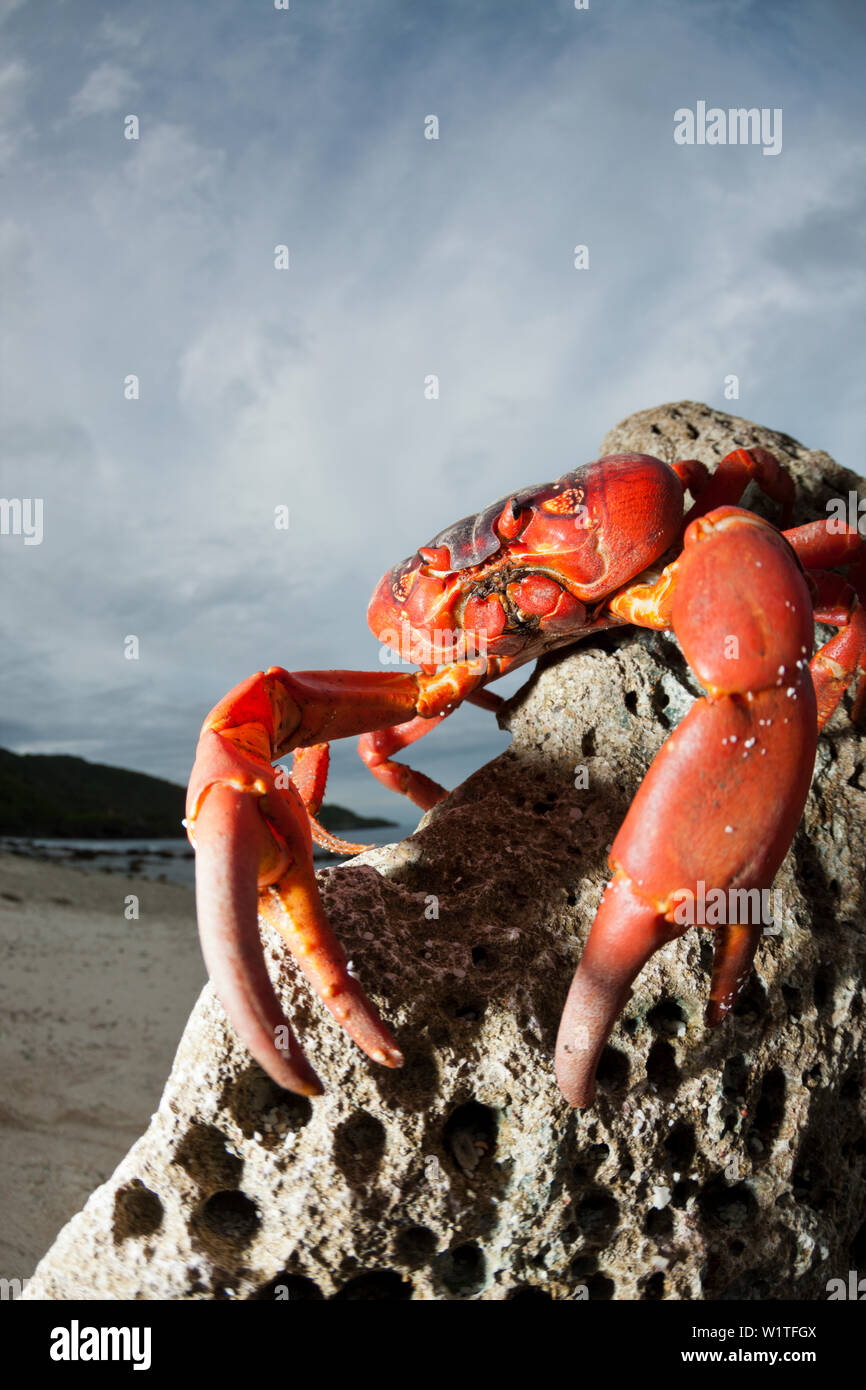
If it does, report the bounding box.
[0,747,395,839]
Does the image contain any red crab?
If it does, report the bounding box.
[185,448,866,1106]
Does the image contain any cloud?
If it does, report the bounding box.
[0,56,29,167]
[69,61,139,118]
[1,0,865,810]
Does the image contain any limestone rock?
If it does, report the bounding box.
[23,402,866,1301]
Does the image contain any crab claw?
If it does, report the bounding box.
[193,784,324,1095]
[188,731,403,1096]
[556,508,819,1108]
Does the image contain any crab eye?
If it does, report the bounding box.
[418,545,452,571]
[497,498,529,541]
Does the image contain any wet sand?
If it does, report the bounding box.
[0,852,205,1283]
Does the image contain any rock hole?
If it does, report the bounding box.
[581,727,597,757]
[697,1179,758,1228]
[394,1225,438,1266]
[813,967,833,1013]
[333,1111,387,1188]
[651,683,671,729]
[573,1190,619,1244]
[112,1180,163,1244]
[750,1065,786,1153]
[572,1142,610,1184]
[570,1254,598,1278]
[624,691,638,715]
[453,1001,485,1022]
[722,1054,749,1099]
[435,1242,486,1297]
[781,983,802,1015]
[190,1190,260,1261]
[646,1038,680,1092]
[672,1178,697,1208]
[584,1272,615,1299]
[641,1271,665,1299]
[664,1120,697,1170]
[647,999,687,1034]
[443,1100,498,1175]
[731,972,766,1022]
[222,1065,312,1142]
[331,1271,412,1300]
[173,1122,242,1193]
[645,1206,673,1239]
[506,1286,553,1300]
[595,1045,629,1094]
[471,945,492,967]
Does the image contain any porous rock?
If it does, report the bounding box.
[23,402,866,1301]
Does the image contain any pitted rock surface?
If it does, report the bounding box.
[23,402,866,1301]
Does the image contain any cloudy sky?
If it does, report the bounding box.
[1,0,864,820]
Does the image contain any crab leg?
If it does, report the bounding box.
[290,744,376,855]
[782,518,866,726]
[556,507,818,1107]
[187,660,487,1093]
[355,685,506,809]
[358,715,451,809]
[680,446,795,528]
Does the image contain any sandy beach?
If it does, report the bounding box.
[0,852,205,1284]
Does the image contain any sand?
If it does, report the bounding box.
[0,852,205,1284]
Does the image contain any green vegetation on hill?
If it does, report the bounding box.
[0,747,394,838]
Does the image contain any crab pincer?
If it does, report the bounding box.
[186,662,488,1093]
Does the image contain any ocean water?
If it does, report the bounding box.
[0,822,422,888]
